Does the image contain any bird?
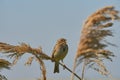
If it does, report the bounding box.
[51,38,68,73]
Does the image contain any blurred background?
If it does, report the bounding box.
[0,0,120,80]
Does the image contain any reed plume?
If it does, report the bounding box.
[71,6,120,80]
[0,59,11,70]
[0,59,11,80]
[0,42,51,80]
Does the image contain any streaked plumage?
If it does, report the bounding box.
[52,38,68,73]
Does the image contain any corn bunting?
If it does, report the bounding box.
[51,38,68,73]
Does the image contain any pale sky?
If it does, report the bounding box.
[0,0,120,80]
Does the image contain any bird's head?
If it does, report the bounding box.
[57,38,67,44]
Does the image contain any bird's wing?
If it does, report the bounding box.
[62,44,68,52]
[51,44,57,58]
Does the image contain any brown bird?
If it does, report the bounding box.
[51,38,68,73]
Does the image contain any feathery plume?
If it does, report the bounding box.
[0,42,51,80]
[0,59,11,80]
[0,59,11,70]
[71,6,119,80]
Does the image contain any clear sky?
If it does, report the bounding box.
[0,0,120,80]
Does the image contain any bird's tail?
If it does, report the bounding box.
[54,62,59,73]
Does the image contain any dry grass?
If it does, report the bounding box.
[0,59,11,70]
[71,6,119,80]
[0,59,11,80]
[0,42,51,80]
